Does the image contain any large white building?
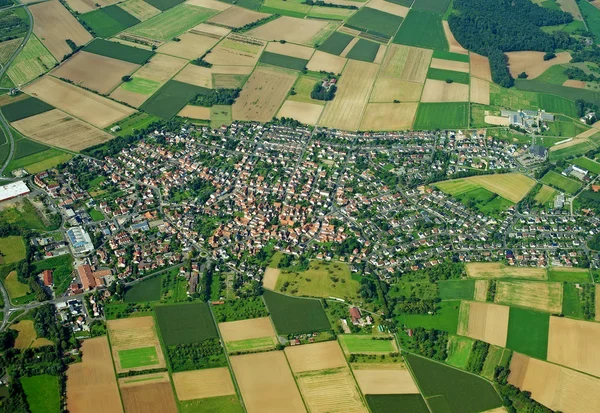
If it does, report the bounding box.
[67,226,94,256]
[0,181,30,202]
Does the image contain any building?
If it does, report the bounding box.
[67,226,94,256]
[42,270,53,287]
[0,181,30,203]
[349,307,362,325]
[529,145,547,159]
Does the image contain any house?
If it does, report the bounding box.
[349,307,362,325]
[529,145,547,159]
[42,270,53,287]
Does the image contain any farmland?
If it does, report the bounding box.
[548,267,591,282]
[118,0,161,21]
[353,365,419,395]
[506,307,549,359]
[494,281,563,313]
[172,367,236,400]
[117,346,160,369]
[445,335,473,368]
[248,16,336,46]
[108,316,166,372]
[140,80,210,119]
[346,7,404,38]
[259,51,309,71]
[540,170,582,194]
[262,289,331,335]
[366,394,429,413]
[359,102,418,130]
[84,38,155,65]
[466,262,547,279]
[436,173,535,203]
[219,316,277,352]
[119,373,178,413]
[7,35,56,87]
[80,5,141,38]
[124,275,161,302]
[10,320,53,349]
[413,102,468,129]
[0,235,25,264]
[155,302,218,345]
[179,396,244,413]
[21,375,60,413]
[572,157,600,174]
[346,39,380,63]
[393,10,448,50]
[439,280,475,300]
[319,31,354,55]
[285,340,347,373]
[547,316,600,377]
[398,300,460,333]
[457,301,510,347]
[338,334,397,354]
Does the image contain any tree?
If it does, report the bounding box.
[121,75,132,82]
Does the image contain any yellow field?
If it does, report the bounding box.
[547,316,600,378]
[400,47,432,83]
[470,77,490,105]
[66,0,119,13]
[359,103,418,131]
[296,367,368,413]
[494,281,562,313]
[158,32,220,60]
[10,320,54,349]
[266,41,315,60]
[208,6,269,28]
[172,367,235,400]
[474,280,489,301]
[277,100,323,125]
[178,105,211,119]
[596,284,600,322]
[366,0,408,16]
[370,78,422,102]
[466,262,547,280]
[219,316,276,342]
[353,367,419,394]
[456,173,536,203]
[263,267,280,290]
[206,34,265,66]
[421,79,469,102]
[506,51,571,79]
[174,64,213,88]
[247,16,336,46]
[134,53,188,83]
[4,271,29,298]
[458,301,509,347]
[118,0,161,21]
[285,341,347,373]
[306,50,347,74]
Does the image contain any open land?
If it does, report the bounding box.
[547,316,600,378]
[474,280,489,301]
[429,57,469,73]
[437,173,536,203]
[158,32,220,60]
[277,101,323,125]
[470,52,492,81]
[338,334,397,354]
[296,367,368,413]
[107,316,166,372]
[466,262,547,279]
[66,0,119,13]
[219,316,276,345]
[470,77,490,105]
[174,64,213,88]
[458,301,510,347]
[119,373,178,413]
[507,51,572,79]
[266,42,315,60]
[208,6,269,28]
[306,51,347,73]
[442,21,468,54]
[178,105,211,119]
[118,0,161,21]
[370,78,423,102]
[359,103,418,131]
[285,341,347,373]
[494,281,563,313]
[421,79,469,102]
[155,302,218,346]
[172,367,235,400]
[353,367,419,394]
[206,35,265,66]
[10,320,53,349]
[7,35,57,87]
[247,16,336,46]
[0,235,25,264]
[263,290,331,335]
[262,267,280,290]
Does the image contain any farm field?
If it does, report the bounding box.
[285,340,347,373]
[119,373,178,413]
[439,280,475,300]
[465,262,547,279]
[155,302,218,346]
[345,7,404,38]
[345,39,381,63]
[353,365,419,395]
[259,51,309,71]
[366,394,430,413]
[7,35,56,87]
[393,9,447,50]
[550,139,596,162]
[572,156,600,174]
[481,346,509,380]
[338,334,397,354]
[140,80,210,119]
[263,289,331,335]
[107,316,166,372]
[4,271,30,299]
[0,38,22,66]
[534,184,558,206]
[413,102,468,129]
[10,320,53,349]
[0,235,25,264]
[359,103,418,131]
[277,100,323,125]
[494,281,563,313]
[438,173,535,203]
[457,301,510,347]
[84,39,155,65]
[208,6,268,28]
[118,0,161,21]
[547,316,600,377]
[80,5,141,38]
[318,31,354,55]
[172,367,235,400]
[548,267,591,282]
[3,147,72,175]
[117,346,159,369]
[540,170,582,194]
[445,335,474,369]
[306,51,347,73]
[473,280,489,301]
[205,35,265,66]
[65,0,119,14]
[506,51,572,79]
[66,337,123,413]
[179,396,244,413]
[506,307,549,359]
[421,79,469,102]
[247,16,336,46]
[21,374,60,413]
[158,32,220,60]
[219,316,277,352]
[124,275,161,302]
[398,300,460,333]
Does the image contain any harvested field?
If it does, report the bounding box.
[285,341,347,373]
[132,53,187,83]
[232,66,296,122]
[12,109,113,152]
[307,51,346,73]
[319,59,378,130]
[263,267,280,290]
[7,35,57,87]
[174,64,213,88]
[172,367,235,401]
[370,78,422,102]
[266,42,315,60]
[508,353,600,413]
[52,51,139,94]
[119,373,178,413]
[421,79,469,102]
[365,0,408,16]
[10,320,53,349]
[66,0,119,13]
[340,38,359,57]
[458,301,510,347]
[0,38,22,65]
[230,351,306,413]
[474,280,489,301]
[110,88,148,107]
[547,316,600,377]
[359,102,417,131]
[296,367,368,413]
[208,6,269,28]
[66,337,123,413]
[353,367,419,394]
[191,22,231,38]
[597,284,600,322]
[373,45,387,64]
[178,105,210,119]
[444,173,536,203]
[442,21,468,55]
[205,34,265,66]
[563,79,586,88]
[430,57,469,73]
[400,47,432,83]
[485,116,510,126]
[247,16,337,46]
[118,0,161,21]
[185,0,232,10]
[24,76,134,128]
[277,100,323,125]
[466,262,547,280]
[495,281,562,313]
[219,316,276,342]
[470,52,492,81]
[507,51,571,79]
[158,32,220,60]
[470,77,490,105]
[29,0,93,61]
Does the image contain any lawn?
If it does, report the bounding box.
[1,96,53,122]
[140,80,211,119]
[118,346,160,369]
[439,280,475,300]
[124,275,162,302]
[445,335,474,369]
[562,283,582,318]
[259,52,309,71]
[180,395,244,413]
[413,102,469,130]
[318,31,354,55]
[88,209,105,222]
[427,67,470,84]
[4,271,30,299]
[506,307,549,359]
[346,39,380,63]
[345,7,404,38]
[366,394,430,413]
[412,0,452,14]
[548,267,590,283]
[80,5,141,38]
[21,375,60,413]
[406,353,503,413]
[6,34,56,86]
[572,157,600,174]
[84,38,155,65]
[0,235,25,264]
[262,289,331,335]
[155,302,218,346]
[393,9,448,50]
[338,334,397,353]
[540,170,582,194]
[397,300,460,334]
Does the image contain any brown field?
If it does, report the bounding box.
[339,26,361,36]
[178,105,211,119]
[470,52,492,81]
[378,45,431,83]
[495,281,562,313]
[111,38,154,50]
[458,301,509,347]
[107,316,166,373]
[296,368,368,413]
[219,316,276,342]
[247,16,336,46]
[373,45,387,64]
[134,53,187,83]
[485,115,510,126]
[0,92,28,107]
[118,0,161,21]
[205,35,265,66]
[596,284,600,322]
[365,0,408,16]
[10,320,53,349]
[340,38,359,58]
[0,38,22,65]
[359,102,417,131]
[263,267,280,290]
[470,77,490,105]
[469,172,536,203]
[550,137,589,150]
[353,367,419,394]
[233,66,296,122]
[52,51,139,94]
[174,64,213,87]
[556,0,583,20]
[24,76,134,128]
[285,341,347,373]
[172,367,235,400]
[12,109,114,151]
[213,73,245,88]
[67,337,123,413]
[563,79,586,88]
[547,316,600,378]
[509,352,600,413]
[442,21,468,55]
[120,374,178,413]
[110,88,148,108]
[185,0,232,10]
[466,262,547,279]
[266,42,315,59]
[474,280,489,301]
[208,6,269,28]
[421,79,469,102]
[507,51,571,79]
[65,0,119,13]
[191,22,231,38]
[29,0,92,60]
[230,351,306,413]
[370,78,422,102]
[319,60,378,130]
[158,32,220,60]
[430,57,469,73]
[277,100,323,125]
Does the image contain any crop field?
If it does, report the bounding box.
[4,271,30,299]
[547,316,600,377]
[366,394,429,413]
[338,334,397,354]
[406,353,502,413]
[436,172,535,203]
[21,374,60,413]
[219,316,276,352]
[119,373,178,413]
[481,346,509,380]
[469,52,492,81]
[508,353,600,413]
[140,80,210,119]
[66,337,123,413]
[445,335,473,369]
[399,300,460,333]
[473,280,488,301]
[466,262,547,279]
[247,16,337,46]
[307,6,354,20]
[370,78,423,102]
[208,6,268,28]
[413,102,468,129]
[259,51,309,70]
[205,35,265,66]
[179,396,243,413]
[346,7,404,38]
[117,346,159,369]
[550,139,596,161]
[173,367,235,400]
[260,0,311,16]
[278,100,323,125]
[421,79,469,102]
[7,35,56,87]
[2,96,53,123]
[506,51,571,79]
[306,51,346,74]
[457,301,510,347]
[353,365,419,394]
[178,105,211,119]
[133,53,187,84]
[0,235,25,264]
[118,0,161,21]
[533,184,557,206]
[439,280,475,300]
[296,367,368,413]
[29,0,92,61]
[506,307,549,359]
[65,0,119,14]
[262,267,280,290]
[572,156,600,174]
[381,44,432,81]
[540,170,582,194]
[319,31,354,55]
[107,316,166,372]
[112,78,159,106]
[346,39,380,62]
[155,302,217,346]
[285,341,347,373]
[80,5,140,38]
[84,38,155,65]
[495,281,563,313]
[158,32,220,60]
[230,351,306,413]
[10,320,53,349]
[284,74,325,104]
[0,38,22,66]
[145,0,185,11]
[265,41,315,60]
[359,102,418,131]
[427,68,469,86]
[548,267,591,282]
[393,9,447,50]
[263,290,331,334]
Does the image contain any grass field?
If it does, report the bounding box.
[506,307,549,359]
[412,0,451,13]
[480,345,508,380]
[210,105,232,128]
[21,375,60,413]
[2,96,53,122]
[445,335,473,369]
[397,300,460,333]
[259,51,308,71]
[581,0,600,42]
[550,139,596,162]
[562,283,583,318]
[121,77,161,95]
[84,38,155,65]
[226,336,275,352]
[548,267,590,282]
[439,280,475,300]
[366,394,429,413]
[124,275,161,302]
[427,67,469,84]
[141,80,211,119]
[346,39,380,62]
[413,102,468,130]
[4,148,72,175]
[179,395,244,413]
[0,198,49,231]
[288,73,326,105]
[31,255,73,296]
[144,0,184,11]
[318,31,354,55]
[515,78,600,110]
[406,353,502,412]
[155,302,218,346]
[432,49,469,62]
[4,271,30,299]
[534,184,557,206]
[118,346,160,369]
[81,5,141,38]
[338,334,397,353]
[393,10,448,50]
[7,35,56,87]
[262,289,331,335]
[0,235,25,265]
[436,173,534,204]
[346,7,403,38]
[110,112,160,137]
[540,170,582,194]
[572,157,600,174]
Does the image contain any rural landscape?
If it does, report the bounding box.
[1,0,600,411]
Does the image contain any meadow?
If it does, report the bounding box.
[550,140,596,162]
[413,102,468,129]
[0,235,25,265]
[179,396,244,413]
[506,307,549,359]
[393,10,448,50]
[366,394,430,413]
[548,267,591,282]
[562,283,583,318]
[0,199,49,231]
[433,50,469,62]
[155,302,218,345]
[445,335,473,369]
[338,334,397,353]
[397,300,460,333]
[21,374,60,413]
[124,275,162,302]
[540,170,582,194]
[118,346,160,369]
[144,0,185,11]
[5,148,72,176]
[438,280,475,300]
[84,38,155,65]
[572,157,600,174]
[427,67,469,84]
[262,289,331,335]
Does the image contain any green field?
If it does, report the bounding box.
[262,289,331,335]
[110,112,161,137]
[143,0,184,10]
[439,280,475,300]
[210,105,232,128]
[536,64,569,85]
[124,275,162,302]
[318,31,354,55]
[346,39,380,62]
[31,254,74,295]
[0,198,49,231]
[540,170,582,194]
[12,134,50,160]
[548,267,590,283]
[121,77,161,95]
[88,209,105,222]
[406,353,502,413]
[307,6,353,20]
[580,0,600,43]
[432,50,469,62]
[345,7,404,38]
[259,51,308,71]
[261,0,311,16]
[366,394,430,413]
[515,79,595,112]
[4,270,30,299]
[393,10,448,50]
[127,4,218,41]
[562,283,582,318]
[533,184,557,206]
[506,307,549,359]
[543,116,589,138]
[81,5,141,38]
[180,395,244,413]
[21,375,60,413]
[226,336,275,352]
[427,67,470,84]
[338,334,397,353]
[0,235,25,265]
[412,0,452,14]
[490,82,579,116]
[413,102,469,130]
[549,140,596,162]
[397,300,460,334]
[2,96,53,122]
[118,346,160,369]
[212,296,268,322]
[445,335,474,369]
[155,302,218,346]
[84,38,155,65]
[141,80,211,119]
[289,74,326,105]
[4,147,71,176]
[572,157,600,174]
[6,34,56,86]
[480,345,507,380]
